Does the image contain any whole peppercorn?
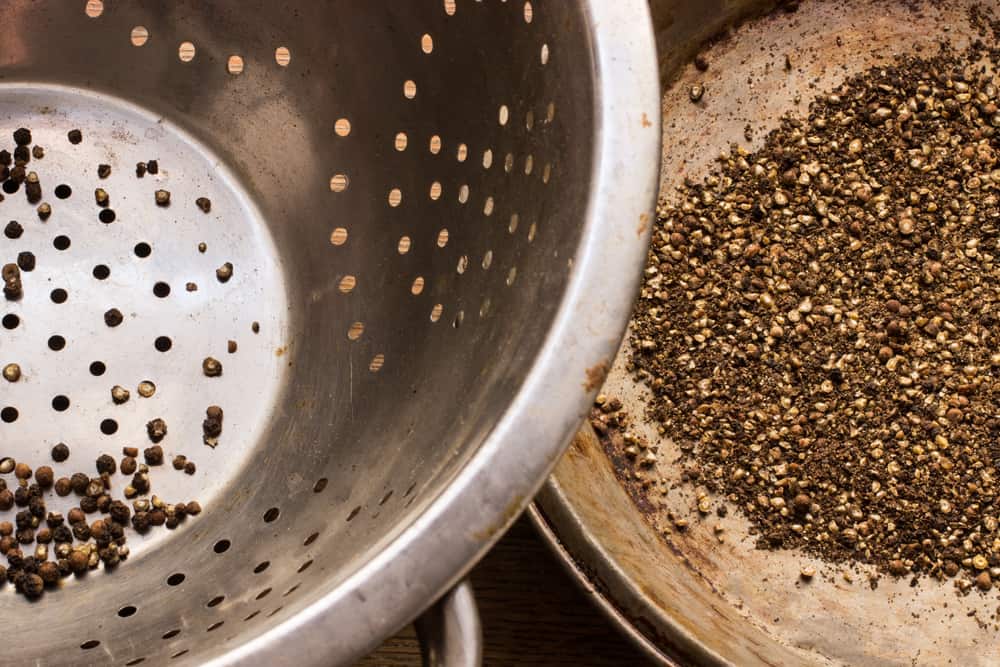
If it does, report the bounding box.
[54,478,71,496]
[4,220,23,239]
[97,164,111,179]
[16,529,35,545]
[108,501,130,525]
[147,160,159,175]
[135,162,146,177]
[71,522,91,541]
[79,497,97,514]
[184,461,196,475]
[123,446,139,458]
[31,145,43,160]
[186,501,202,516]
[104,308,124,327]
[34,466,53,488]
[14,511,32,530]
[13,145,29,163]
[0,490,13,511]
[96,495,111,513]
[67,508,85,525]
[51,443,70,462]
[0,536,15,555]
[12,128,31,146]
[20,572,43,598]
[45,513,63,528]
[28,497,45,518]
[196,197,212,213]
[172,455,186,471]
[16,251,34,272]
[202,357,223,377]
[149,509,166,526]
[144,445,164,465]
[0,522,10,536]
[132,512,150,532]
[146,419,167,444]
[95,454,116,475]
[67,129,82,144]
[35,528,51,544]
[38,561,59,584]
[120,457,137,475]
[13,462,30,480]
[216,262,234,283]
[131,473,150,494]
[52,526,72,544]
[68,549,88,574]
[70,473,89,495]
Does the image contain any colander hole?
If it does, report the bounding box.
[444,0,456,15]
[430,304,443,322]
[453,311,465,328]
[207,595,225,608]
[421,34,434,53]
[134,242,152,258]
[329,228,348,246]
[1,407,18,423]
[214,539,231,554]
[482,251,493,270]
[254,561,270,574]
[528,222,538,242]
[54,184,72,199]
[403,80,417,99]
[53,235,71,251]
[297,559,314,573]
[437,229,449,247]
[480,298,491,318]
[100,419,117,435]
[525,154,534,175]
[388,188,402,207]
[154,336,172,352]
[153,282,171,298]
[207,621,225,632]
[125,659,145,666]
[504,153,514,172]
[283,584,301,597]
[347,322,364,341]
[334,118,351,137]
[483,149,494,169]
[313,478,328,493]
[227,55,244,75]
[118,605,137,618]
[526,110,535,130]
[99,209,116,224]
[130,26,149,47]
[80,640,100,650]
[379,490,394,505]
[267,607,284,618]
[171,650,189,659]
[458,185,469,204]
[543,163,552,183]
[338,276,356,294]
[89,361,106,376]
[275,47,291,67]
[509,213,520,233]
[1,181,17,195]
[506,267,517,286]
[524,1,533,23]
[456,256,468,274]
[395,132,408,151]
[546,101,556,122]
[167,573,185,586]
[347,506,361,521]
[429,181,442,200]
[178,42,196,62]
[329,174,348,193]
[162,629,180,639]
[50,288,68,303]
[84,0,103,18]
[411,277,424,295]
[398,236,411,254]
[263,507,280,523]
[51,395,70,412]
[369,354,385,373]
[256,588,272,600]
[2,314,19,329]
[93,264,111,279]
[404,482,417,497]
[304,532,320,546]
[499,105,510,126]
[429,135,441,154]
[484,197,494,216]
[244,611,261,622]
[457,143,468,162]
[48,335,66,351]
[541,43,550,65]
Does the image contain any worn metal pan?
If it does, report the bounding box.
[531,0,1000,664]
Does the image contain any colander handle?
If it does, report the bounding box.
[414,579,482,667]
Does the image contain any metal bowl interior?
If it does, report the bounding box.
[0,1,659,665]
[538,1,1000,665]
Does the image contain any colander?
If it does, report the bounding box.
[0,0,659,665]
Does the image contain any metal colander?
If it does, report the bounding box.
[0,1,658,665]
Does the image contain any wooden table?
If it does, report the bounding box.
[359,517,654,666]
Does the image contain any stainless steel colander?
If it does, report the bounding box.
[0,1,659,665]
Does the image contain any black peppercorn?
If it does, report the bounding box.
[97,164,111,179]
[104,308,124,327]
[96,454,116,475]
[4,221,22,239]
[12,128,30,146]
[54,478,71,497]
[120,457,137,475]
[34,466,53,488]
[51,443,69,462]
[16,251,35,272]
[67,129,82,145]
[146,420,167,444]
[70,473,89,495]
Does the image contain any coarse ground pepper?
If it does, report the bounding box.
[630,32,1000,586]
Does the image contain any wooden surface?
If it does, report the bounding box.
[358,516,655,666]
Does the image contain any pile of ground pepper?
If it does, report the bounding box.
[631,40,1000,588]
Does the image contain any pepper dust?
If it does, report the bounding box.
[630,37,1000,585]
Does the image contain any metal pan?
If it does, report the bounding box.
[532,1,1000,664]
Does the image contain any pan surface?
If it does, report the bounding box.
[535,1,1000,665]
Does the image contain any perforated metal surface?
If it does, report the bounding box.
[0,1,659,665]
